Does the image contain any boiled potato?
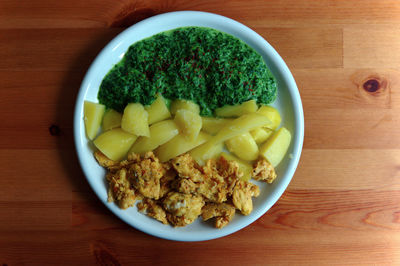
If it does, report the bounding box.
[102,109,122,131]
[259,127,291,167]
[93,128,137,161]
[155,132,211,162]
[130,120,179,155]
[257,105,281,130]
[84,101,105,140]
[220,152,253,181]
[250,127,273,144]
[174,109,202,141]
[215,100,257,117]
[145,94,171,125]
[121,103,150,137]
[170,99,200,115]
[225,132,259,161]
[201,117,233,135]
[213,113,271,144]
[192,113,271,159]
[190,142,224,166]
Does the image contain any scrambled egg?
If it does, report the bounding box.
[95,151,277,228]
[137,198,168,225]
[252,159,277,184]
[232,180,260,215]
[163,192,204,226]
[202,203,236,229]
[128,152,165,199]
[106,168,137,209]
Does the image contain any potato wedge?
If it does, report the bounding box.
[215,100,257,117]
[130,120,179,155]
[174,109,202,141]
[213,113,271,144]
[192,113,271,160]
[250,127,273,144]
[93,128,137,161]
[201,117,233,135]
[220,152,253,181]
[225,132,259,161]
[259,127,291,167]
[257,105,281,130]
[121,103,150,137]
[190,142,224,166]
[102,109,122,131]
[84,101,105,140]
[170,99,200,115]
[145,94,171,125]
[155,132,211,162]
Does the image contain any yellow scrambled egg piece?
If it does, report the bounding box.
[232,180,260,215]
[97,150,277,228]
[171,153,204,182]
[163,192,204,227]
[137,198,168,225]
[106,168,137,209]
[201,203,236,229]
[128,152,165,199]
[252,159,277,184]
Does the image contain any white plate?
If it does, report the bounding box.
[74,11,304,241]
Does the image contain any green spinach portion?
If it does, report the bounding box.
[98,27,277,116]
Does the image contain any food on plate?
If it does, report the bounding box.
[189,142,224,166]
[93,128,137,161]
[137,198,168,225]
[170,99,200,115]
[250,127,273,144]
[155,131,210,162]
[232,180,260,215]
[252,159,277,183]
[162,192,205,227]
[201,117,233,135]
[174,109,202,141]
[129,120,179,155]
[86,98,289,227]
[201,203,236,229]
[225,132,259,161]
[83,101,105,140]
[193,113,271,156]
[215,100,258,117]
[105,166,136,210]
[102,109,122,131]
[128,151,165,199]
[145,94,171,125]
[121,103,150,137]
[98,151,262,228]
[259,127,292,167]
[82,26,293,229]
[98,27,277,116]
[220,152,253,181]
[257,105,281,130]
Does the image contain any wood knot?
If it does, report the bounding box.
[351,70,394,108]
[363,79,380,93]
[91,242,121,266]
[360,76,387,96]
[49,124,61,136]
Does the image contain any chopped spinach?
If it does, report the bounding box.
[98,27,277,116]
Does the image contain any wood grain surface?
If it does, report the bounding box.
[1,0,399,265]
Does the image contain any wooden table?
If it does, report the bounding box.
[1,1,399,264]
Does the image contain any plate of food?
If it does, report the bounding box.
[74,11,304,241]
